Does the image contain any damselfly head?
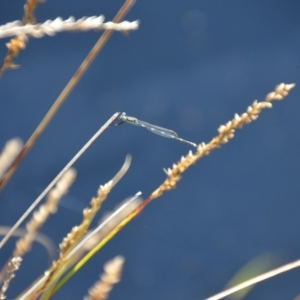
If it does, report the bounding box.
[119,112,127,120]
[112,112,126,126]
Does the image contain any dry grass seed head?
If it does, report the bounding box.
[37,180,114,295]
[59,181,113,256]
[150,83,295,201]
[0,0,43,76]
[23,0,44,24]
[85,256,124,300]
[0,257,22,300]
[0,35,28,75]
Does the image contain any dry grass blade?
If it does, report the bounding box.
[205,258,300,300]
[0,0,136,192]
[0,112,120,250]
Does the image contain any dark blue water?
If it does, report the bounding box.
[0,1,300,299]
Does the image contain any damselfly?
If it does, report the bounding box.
[113,112,197,147]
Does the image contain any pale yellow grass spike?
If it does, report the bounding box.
[84,256,124,300]
[0,138,23,180]
[149,83,295,201]
[0,257,22,300]
[0,112,119,250]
